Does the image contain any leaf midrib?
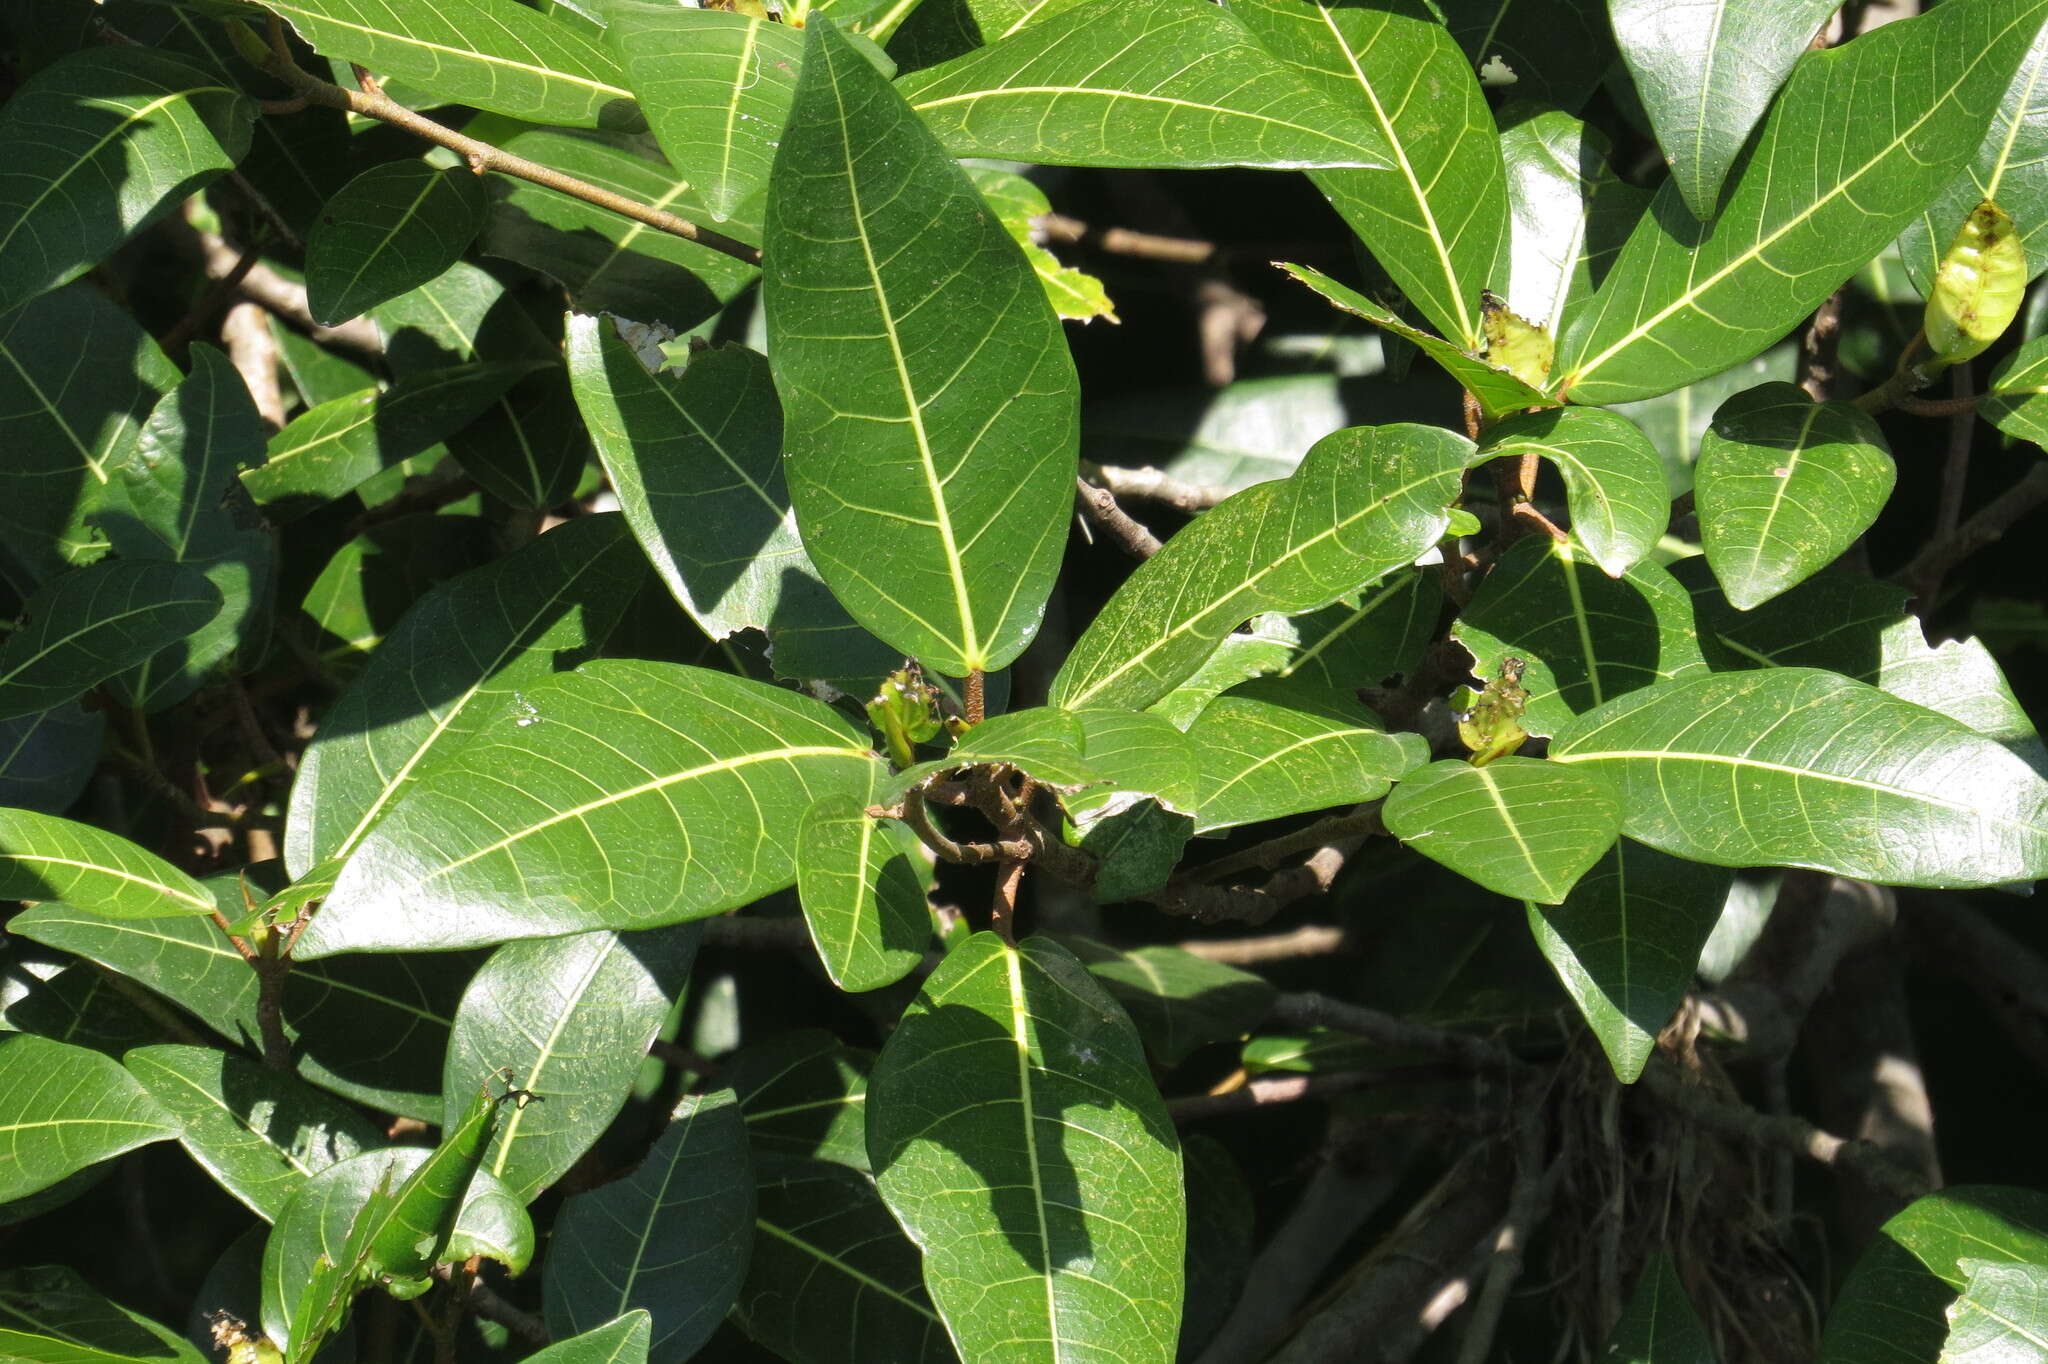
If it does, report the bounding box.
[909,86,1382,164]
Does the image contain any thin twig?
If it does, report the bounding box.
[991,858,1025,943]
[1894,461,2048,592]
[1177,924,1347,965]
[1893,389,1984,418]
[1146,845,1351,924]
[1167,1070,1382,1121]
[439,1269,549,1347]
[1192,804,1386,883]
[220,300,288,429]
[1916,362,1978,615]
[1076,475,1164,558]
[158,239,261,351]
[1081,461,1234,512]
[1033,212,1218,264]
[1452,1115,1557,1364]
[1268,991,1529,1074]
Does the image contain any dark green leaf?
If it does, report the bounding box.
[0,47,253,316]
[370,259,548,376]
[796,795,932,994]
[298,513,495,669]
[1602,1252,1715,1362]
[441,924,698,1202]
[0,1265,204,1364]
[0,703,102,814]
[264,0,634,127]
[1186,684,1426,833]
[1608,344,1799,495]
[0,1034,177,1202]
[0,560,223,723]
[1384,756,1622,903]
[284,513,645,876]
[123,1044,382,1222]
[543,1091,753,1364]
[1052,422,1474,712]
[1230,0,1509,348]
[1264,570,1442,696]
[1550,668,2048,887]
[1179,1136,1255,1357]
[733,1159,957,1364]
[0,808,215,918]
[1499,111,1650,337]
[299,661,884,956]
[731,1030,873,1171]
[1068,936,1275,1067]
[1477,407,1668,577]
[897,0,1394,170]
[869,932,1184,1363]
[1438,0,1613,113]
[765,19,1077,675]
[1695,382,1895,609]
[522,1312,652,1364]
[366,1085,507,1283]
[1983,333,2048,442]
[446,367,591,511]
[304,162,490,326]
[1561,0,2048,402]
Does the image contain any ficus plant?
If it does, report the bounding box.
[7,0,2048,1360]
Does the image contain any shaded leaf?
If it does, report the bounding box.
[304,162,490,326]
[1186,684,1426,833]
[522,1312,651,1364]
[0,1265,204,1364]
[1383,756,1622,903]
[1179,1136,1255,1358]
[1609,343,1799,495]
[0,808,214,918]
[1983,332,2048,442]
[1477,406,1668,577]
[730,1029,873,1171]
[543,1091,753,1364]
[1500,111,1650,336]
[1437,0,1613,113]
[0,560,222,723]
[1068,936,1275,1067]
[796,794,932,994]
[446,365,592,511]
[869,932,1184,1364]
[1603,1251,1716,1362]
[0,703,103,815]
[298,513,495,669]
[765,19,1077,675]
[0,1034,176,1202]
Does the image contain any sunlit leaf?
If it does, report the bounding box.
[0,808,214,919]
[795,794,932,994]
[304,161,489,326]
[1499,110,1649,336]
[0,1034,176,1202]
[1185,684,1425,833]
[1476,407,1668,577]
[1383,756,1622,903]
[0,561,222,723]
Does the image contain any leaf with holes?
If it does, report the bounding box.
[1383,756,1622,903]
[304,161,489,326]
[796,794,932,994]
[765,19,1077,675]
[967,165,1117,323]
[0,1034,177,1202]
[868,932,1185,1364]
[0,560,222,724]
[1186,684,1425,833]
[1477,407,1668,577]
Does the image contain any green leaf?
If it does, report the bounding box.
[796,794,932,994]
[1265,570,1442,696]
[1067,709,1201,817]
[544,1091,753,1364]
[1823,1187,2048,1363]
[1561,0,2048,403]
[868,932,1185,1364]
[370,258,546,375]
[262,0,634,127]
[1185,684,1426,833]
[1983,333,2048,442]
[0,47,253,316]
[284,513,644,877]
[1383,756,1622,903]
[304,162,490,327]
[0,808,215,918]
[1067,936,1275,1067]
[441,924,698,1202]
[0,1265,205,1364]
[1609,344,1799,495]
[522,1312,651,1364]
[1900,21,2048,294]
[604,3,803,221]
[0,1034,177,1202]
[299,514,494,669]
[897,0,1393,171]
[1499,111,1650,337]
[99,344,275,712]
[1694,382,1896,610]
[765,18,1077,675]
[1477,407,1668,577]
[966,166,1117,323]
[891,707,1097,797]
[446,366,592,511]
[890,0,1095,69]
[1051,421,1474,712]
[734,1159,958,1364]
[1437,0,1614,114]
[1280,264,1555,418]
[0,284,179,589]
[260,1145,533,1351]
[731,1030,873,1171]
[1450,535,1707,739]
[1526,841,1729,1083]
[123,1044,382,1222]
[241,363,536,521]
[1944,1260,2048,1362]
[298,660,884,957]
[0,560,223,723]
[0,703,103,815]
[1602,1252,1716,1362]
[1551,668,2048,887]
[1609,0,1840,221]
[1229,0,1509,348]
[483,132,758,330]
[367,1085,508,1283]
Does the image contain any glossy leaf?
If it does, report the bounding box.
[1437,0,1613,113]
[367,1085,507,1283]
[0,560,222,723]
[0,1265,204,1364]
[0,47,253,316]
[1068,936,1275,1067]
[0,808,214,919]
[1603,1252,1716,1362]
[523,1313,652,1364]
[1500,111,1650,336]
[1268,571,1442,695]
[1983,333,2048,442]
[1695,382,1896,610]
[304,161,490,327]
[967,165,1117,323]
[483,132,758,330]
[1052,421,1474,712]
[299,660,884,957]
[1561,0,2048,403]
[0,704,103,815]
[544,1091,753,1364]
[1527,841,1729,1083]
[1609,0,1839,221]
[1478,407,1668,577]
[766,19,1077,675]
[1551,668,2048,887]
[446,366,592,511]
[99,344,275,713]
[1943,1260,2048,1361]
[604,3,802,220]
[441,924,699,1202]
[1281,264,1555,418]
[0,284,179,589]
[369,258,547,375]
[1186,685,1426,833]
[897,0,1393,171]
[123,1044,381,1222]
[734,1159,957,1364]
[299,513,494,668]
[890,0,1095,69]
[284,513,644,877]
[868,932,1185,1364]
[1384,756,1622,903]
[1610,343,1800,494]
[796,794,931,994]
[1230,0,1509,348]
[0,1034,176,1202]
[1452,535,1707,739]
[730,1030,873,1170]
[263,0,634,127]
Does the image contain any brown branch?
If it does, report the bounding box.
[964,670,987,727]
[1892,389,1984,418]
[220,301,288,429]
[1191,804,1386,883]
[1076,475,1164,558]
[1452,1116,1557,1364]
[443,1271,548,1347]
[1177,924,1347,965]
[167,216,383,356]
[1167,1070,1382,1122]
[1146,845,1350,924]
[1798,287,1846,402]
[1080,461,1234,512]
[1914,362,1978,615]
[1894,461,2048,593]
[1033,212,1218,265]
[158,239,261,351]
[1267,991,1529,1074]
